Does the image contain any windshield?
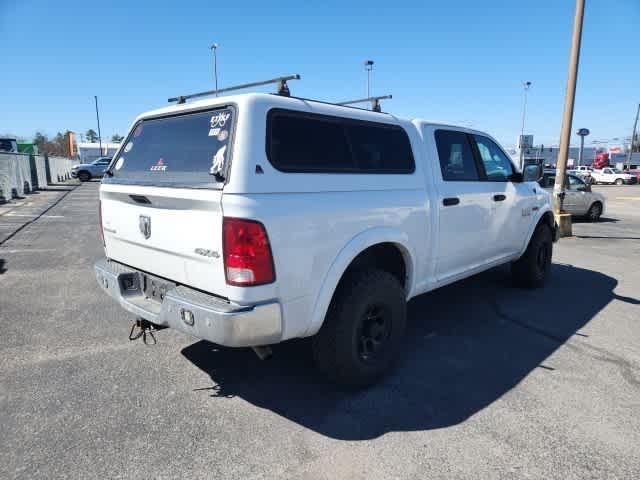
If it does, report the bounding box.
[612,168,624,174]
[104,107,234,188]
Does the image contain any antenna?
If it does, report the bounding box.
[336,95,392,113]
[168,74,301,103]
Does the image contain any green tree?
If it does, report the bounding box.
[34,131,48,152]
[111,134,124,143]
[86,129,98,143]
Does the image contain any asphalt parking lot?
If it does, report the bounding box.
[1,182,639,479]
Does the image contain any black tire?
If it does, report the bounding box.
[78,171,91,182]
[615,178,624,186]
[511,224,553,289]
[585,202,602,222]
[312,269,406,388]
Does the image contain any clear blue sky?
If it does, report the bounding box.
[1,0,638,148]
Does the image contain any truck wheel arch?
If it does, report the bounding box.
[521,209,555,253]
[305,228,415,337]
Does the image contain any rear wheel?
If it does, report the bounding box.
[586,202,602,222]
[511,224,553,289]
[615,178,624,186]
[78,171,91,182]
[312,269,406,388]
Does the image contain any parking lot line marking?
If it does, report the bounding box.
[5,214,65,218]
[615,197,640,200]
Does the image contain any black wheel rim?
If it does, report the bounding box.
[590,204,601,220]
[357,305,392,363]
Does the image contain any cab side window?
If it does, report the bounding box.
[472,135,514,181]
[434,130,480,181]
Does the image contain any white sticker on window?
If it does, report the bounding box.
[210,145,227,176]
[217,130,228,142]
[210,111,231,128]
[124,141,133,153]
[115,157,124,170]
[208,127,221,137]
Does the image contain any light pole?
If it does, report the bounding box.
[364,60,374,98]
[210,43,219,95]
[94,95,102,155]
[627,103,639,169]
[519,81,532,170]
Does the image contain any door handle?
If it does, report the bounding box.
[442,197,460,206]
[493,194,507,202]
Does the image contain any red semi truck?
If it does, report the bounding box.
[592,152,610,169]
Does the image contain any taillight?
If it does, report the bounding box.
[223,217,275,286]
[98,199,104,246]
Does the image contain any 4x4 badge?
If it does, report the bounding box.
[139,215,151,239]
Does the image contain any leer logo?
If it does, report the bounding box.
[150,158,167,171]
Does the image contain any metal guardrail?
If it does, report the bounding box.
[0,152,78,203]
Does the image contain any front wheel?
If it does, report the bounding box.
[312,269,406,388]
[511,224,553,289]
[78,171,91,182]
[615,178,624,186]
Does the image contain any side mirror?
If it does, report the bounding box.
[523,164,542,183]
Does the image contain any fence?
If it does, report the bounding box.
[0,153,78,203]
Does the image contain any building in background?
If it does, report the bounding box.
[77,142,120,162]
[509,141,639,169]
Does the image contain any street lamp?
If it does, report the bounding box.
[519,81,532,170]
[94,95,102,155]
[364,60,374,98]
[210,43,219,95]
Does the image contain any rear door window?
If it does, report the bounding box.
[106,107,234,188]
[434,130,480,181]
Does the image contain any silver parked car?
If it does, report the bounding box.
[540,170,605,221]
[71,157,112,182]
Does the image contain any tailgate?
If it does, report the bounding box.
[100,184,226,295]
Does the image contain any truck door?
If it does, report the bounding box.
[469,134,533,259]
[430,129,495,281]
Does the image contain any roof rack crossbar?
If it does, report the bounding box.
[336,95,393,112]
[168,74,301,104]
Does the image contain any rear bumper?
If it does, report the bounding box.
[94,258,282,347]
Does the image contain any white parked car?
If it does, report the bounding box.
[95,88,555,387]
[591,167,637,185]
[540,170,605,221]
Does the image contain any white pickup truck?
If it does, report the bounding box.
[95,90,555,387]
[591,167,636,185]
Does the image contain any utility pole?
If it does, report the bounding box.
[553,0,586,238]
[627,103,639,169]
[210,43,219,95]
[364,60,374,98]
[94,95,102,155]
[519,81,532,170]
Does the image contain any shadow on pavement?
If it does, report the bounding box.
[0,259,6,274]
[576,235,640,241]
[182,263,628,440]
[573,216,619,224]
